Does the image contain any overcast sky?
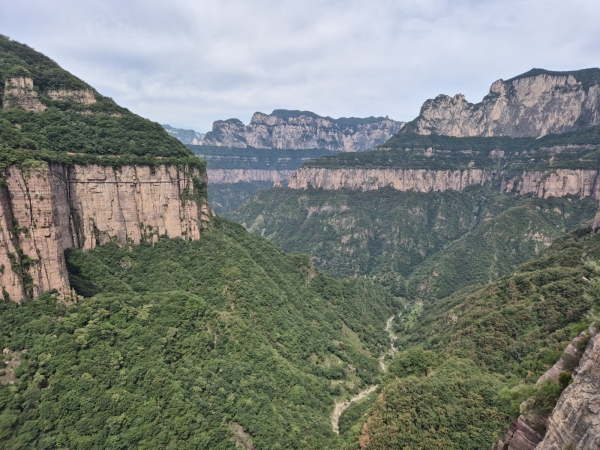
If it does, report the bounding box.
[2,0,599,132]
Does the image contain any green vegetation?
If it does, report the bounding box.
[268,110,393,128]
[189,145,337,170]
[344,229,600,449]
[505,68,600,90]
[0,35,199,170]
[231,187,597,300]
[209,181,275,215]
[0,218,398,449]
[303,129,600,170]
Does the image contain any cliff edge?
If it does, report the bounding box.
[406,68,600,138]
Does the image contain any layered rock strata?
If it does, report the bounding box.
[410,69,600,138]
[2,77,46,112]
[203,111,404,151]
[207,169,294,185]
[289,167,600,200]
[0,163,210,302]
[46,89,97,104]
[536,326,600,449]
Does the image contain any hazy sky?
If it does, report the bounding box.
[2,0,599,131]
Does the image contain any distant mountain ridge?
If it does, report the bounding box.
[404,67,600,138]
[162,124,205,145]
[203,109,404,151]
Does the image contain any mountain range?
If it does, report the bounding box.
[1,35,600,449]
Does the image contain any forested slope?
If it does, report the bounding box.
[0,218,398,449]
[340,228,600,449]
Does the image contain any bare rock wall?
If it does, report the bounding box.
[0,163,210,302]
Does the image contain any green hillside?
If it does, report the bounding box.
[340,228,600,449]
[0,35,199,170]
[0,218,398,449]
[231,187,597,300]
[302,129,600,171]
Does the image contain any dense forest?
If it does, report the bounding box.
[0,35,200,170]
[337,228,600,449]
[231,186,597,299]
[2,34,600,449]
[0,219,398,449]
[302,128,600,171]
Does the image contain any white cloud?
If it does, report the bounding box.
[2,0,599,131]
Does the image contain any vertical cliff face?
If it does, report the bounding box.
[409,69,600,138]
[203,110,404,151]
[288,167,600,202]
[0,162,211,302]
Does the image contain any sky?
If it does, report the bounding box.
[2,0,599,132]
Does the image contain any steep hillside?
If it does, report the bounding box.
[340,228,600,449]
[0,36,401,450]
[403,68,600,137]
[203,110,404,152]
[0,219,398,449]
[0,35,208,303]
[232,187,597,299]
[232,124,600,300]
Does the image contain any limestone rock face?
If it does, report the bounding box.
[46,89,97,104]
[207,169,294,185]
[411,70,600,137]
[496,417,543,450]
[0,163,210,302]
[289,167,600,200]
[536,329,600,449]
[2,77,46,112]
[203,112,404,151]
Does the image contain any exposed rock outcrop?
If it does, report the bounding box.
[162,125,205,145]
[207,169,293,185]
[289,167,600,200]
[46,89,97,104]
[0,162,211,302]
[409,69,600,138]
[496,417,543,450]
[203,110,404,151]
[536,326,600,449]
[2,77,46,112]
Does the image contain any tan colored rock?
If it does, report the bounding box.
[412,71,600,137]
[207,169,294,184]
[203,112,404,152]
[2,77,46,112]
[289,167,494,191]
[495,416,543,450]
[537,330,590,385]
[536,328,600,449]
[289,167,600,199]
[0,162,210,302]
[46,89,96,104]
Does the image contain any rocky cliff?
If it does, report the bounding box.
[289,167,600,200]
[207,169,293,185]
[407,68,600,138]
[203,110,404,151]
[2,77,46,112]
[0,162,211,302]
[535,326,600,449]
